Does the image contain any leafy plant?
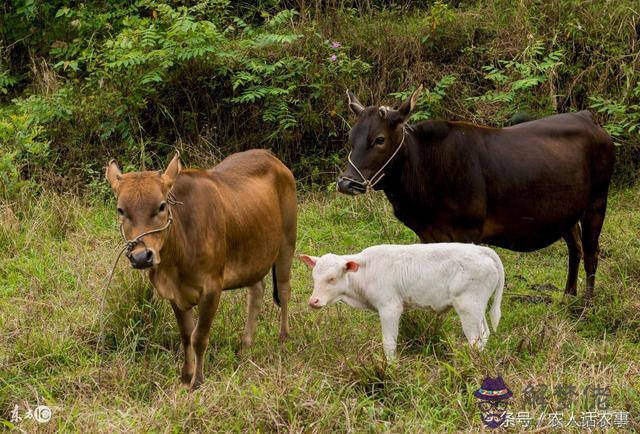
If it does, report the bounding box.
[390,75,457,122]
[468,40,565,121]
[589,81,640,144]
[0,110,49,198]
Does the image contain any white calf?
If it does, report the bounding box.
[300,243,505,360]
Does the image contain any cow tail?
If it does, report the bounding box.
[486,249,505,332]
[272,264,280,307]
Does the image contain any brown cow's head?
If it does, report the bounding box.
[337,86,422,195]
[105,153,181,269]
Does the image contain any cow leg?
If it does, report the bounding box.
[378,306,402,360]
[190,287,222,391]
[453,298,487,349]
[241,280,265,348]
[562,223,583,296]
[274,240,295,343]
[580,196,608,305]
[171,302,195,385]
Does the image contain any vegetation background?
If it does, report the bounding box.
[1,0,639,196]
[1,0,639,431]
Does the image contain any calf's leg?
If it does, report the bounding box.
[171,302,195,385]
[378,306,402,360]
[241,280,265,348]
[190,287,222,391]
[453,298,488,349]
[562,223,583,296]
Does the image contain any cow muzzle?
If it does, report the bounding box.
[308,296,325,309]
[337,177,366,196]
[128,248,155,269]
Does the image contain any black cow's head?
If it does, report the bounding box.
[337,86,422,195]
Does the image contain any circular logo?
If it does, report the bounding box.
[34,405,52,424]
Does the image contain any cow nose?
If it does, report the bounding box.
[337,177,365,195]
[128,248,154,269]
[309,297,322,309]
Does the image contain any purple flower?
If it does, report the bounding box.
[329,54,337,62]
[331,41,341,49]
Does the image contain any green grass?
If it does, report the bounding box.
[1,187,639,432]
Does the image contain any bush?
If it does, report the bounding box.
[0,108,49,198]
[0,0,638,191]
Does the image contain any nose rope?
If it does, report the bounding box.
[120,206,174,258]
[344,126,407,192]
[119,191,182,257]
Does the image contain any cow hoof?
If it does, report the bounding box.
[190,377,203,392]
[181,371,193,385]
[279,332,289,344]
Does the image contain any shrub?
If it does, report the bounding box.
[0,0,638,191]
[0,109,49,198]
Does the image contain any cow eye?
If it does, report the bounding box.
[374,136,385,145]
[328,277,336,284]
[158,202,167,213]
[117,207,125,217]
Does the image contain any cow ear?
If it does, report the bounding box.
[105,160,122,193]
[396,85,423,123]
[346,89,365,116]
[299,255,318,268]
[345,260,359,272]
[162,152,181,189]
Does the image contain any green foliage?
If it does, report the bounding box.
[390,75,457,122]
[589,81,640,144]
[420,0,455,49]
[468,40,565,122]
[0,0,638,191]
[0,68,18,95]
[0,109,49,198]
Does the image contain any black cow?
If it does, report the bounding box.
[338,87,614,304]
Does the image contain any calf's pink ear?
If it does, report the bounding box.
[299,255,318,268]
[345,261,359,272]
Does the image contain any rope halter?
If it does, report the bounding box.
[119,191,182,258]
[344,126,408,192]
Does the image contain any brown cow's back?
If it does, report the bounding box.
[210,150,297,289]
[164,150,296,296]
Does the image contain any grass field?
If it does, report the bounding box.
[1,186,639,432]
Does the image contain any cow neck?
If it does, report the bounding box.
[383,122,438,215]
[159,191,187,268]
[382,124,419,196]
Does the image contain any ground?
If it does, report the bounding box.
[0,186,639,432]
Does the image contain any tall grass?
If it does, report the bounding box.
[1,186,639,431]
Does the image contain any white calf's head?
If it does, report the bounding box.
[300,254,359,309]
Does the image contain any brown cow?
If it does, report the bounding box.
[337,88,614,304]
[106,150,297,390]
